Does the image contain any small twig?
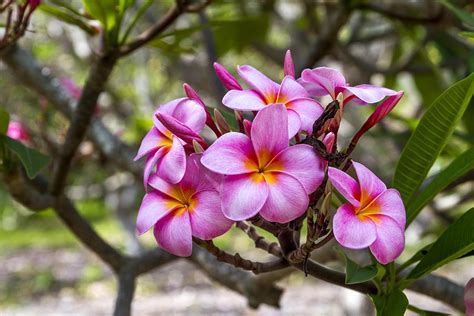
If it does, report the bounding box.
[236,222,282,257]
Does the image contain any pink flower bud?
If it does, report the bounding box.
[465,278,474,316]
[284,50,295,78]
[214,109,231,134]
[29,0,41,10]
[213,62,242,91]
[7,121,30,142]
[351,91,403,147]
[183,83,221,136]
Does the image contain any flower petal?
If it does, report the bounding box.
[222,89,266,111]
[287,109,302,139]
[464,278,474,316]
[283,50,295,78]
[328,167,361,207]
[278,76,309,101]
[344,84,398,105]
[333,203,377,249]
[154,211,193,257]
[270,144,324,194]
[214,62,242,90]
[148,173,183,201]
[153,98,185,129]
[259,172,309,223]
[143,147,167,188]
[136,191,177,235]
[156,137,186,184]
[170,98,207,132]
[237,65,279,101]
[201,132,257,175]
[300,67,346,98]
[373,189,406,229]
[134,128,168,161]
[369,216,405,264]
[180,154,218,193]
[251,104,288,166]
[287,98,324,134]
[190,190,234,239]
[221,173,269,221]
[352,161,387,203]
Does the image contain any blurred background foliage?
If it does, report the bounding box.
[0,0,473,313]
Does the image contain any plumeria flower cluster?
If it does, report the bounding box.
[135,50,406,264]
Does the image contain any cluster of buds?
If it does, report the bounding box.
[135,50,406,264]
[0,0,41,49]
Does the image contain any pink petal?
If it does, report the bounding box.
[251,104,288,166]
[237,65,279,101]
[283,50,295,78]
[328,167,361,207]
[170,98,207,132]
[213,62,242,90]
[201,132,257,175]
[344,84,398,105]
[190,190,234,240]
[148,173,183,201]
[287,109,302,139]
[373,189,406,229]
[180,154,217,193]
[143,147,167,188]
[352,161,386,203]
[464,278,474,316]
[153,98,185,128]
[323,132,336,153]
[333,203,377,249]
[136,191,176,235]
[221,173,269,221]
[300,67,346,98]
[222,89,266,111]
[259,172,309,223]
[369,216,405,264]
[278,76,309,101]
[155,112,205,147]
[156,137,186,184]
[134,128,168,161]
[154,211,193,257]
[271,144,324,194]
[287,98,324,134]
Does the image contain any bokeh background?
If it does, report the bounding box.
[1,0,473,315]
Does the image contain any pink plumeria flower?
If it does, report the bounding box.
[465,278,474,316]
[201,104,324,223]
[328,161,406,264]
[7,121,30,143]
[222,65,323,138]
[299,67,398,106]
[134,98,206,186]
[137,154,233,257]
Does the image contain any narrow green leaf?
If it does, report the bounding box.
[82,0,117,31]
[393,73,474,204]
[0,109,9,135]
[439,0,474,28]
[371,289,409,316]
[407,208,474,280]
[460,31,474,39]
[3,136,50,179]
[40,4,97,35]
[406,147,474,225]
[336,248,378,284]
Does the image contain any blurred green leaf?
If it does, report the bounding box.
[406,208,474,280]
[371,289,408,316]
[40,4,97,35]
[439,0,474,29]
[0,109,9,135]
[393,73,474,204]
[407,147,474,225]
[460,31,474,39]
[3,136,50,179]
[82,0,117,31]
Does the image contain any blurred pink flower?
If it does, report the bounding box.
[299,67,398,106]
[328,161,406,264]
[6,121,30,142]
[222,65,323,138]
[137,154,233,256]
[465,278,474,316]
[201,104,324,223]
[28,0,41,10]
[135,98,206,186]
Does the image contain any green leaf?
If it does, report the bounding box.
[406,208,474,280]
[393,73,474,204]
[40,4,97,35]
[406,147,474,225]
[439,0,474,29]
[371,289,409,316]
[3,136,50,179]
[335,248,378,284]
[82,0,117,31]
[460,31,474,39]
[0,109,9,135]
